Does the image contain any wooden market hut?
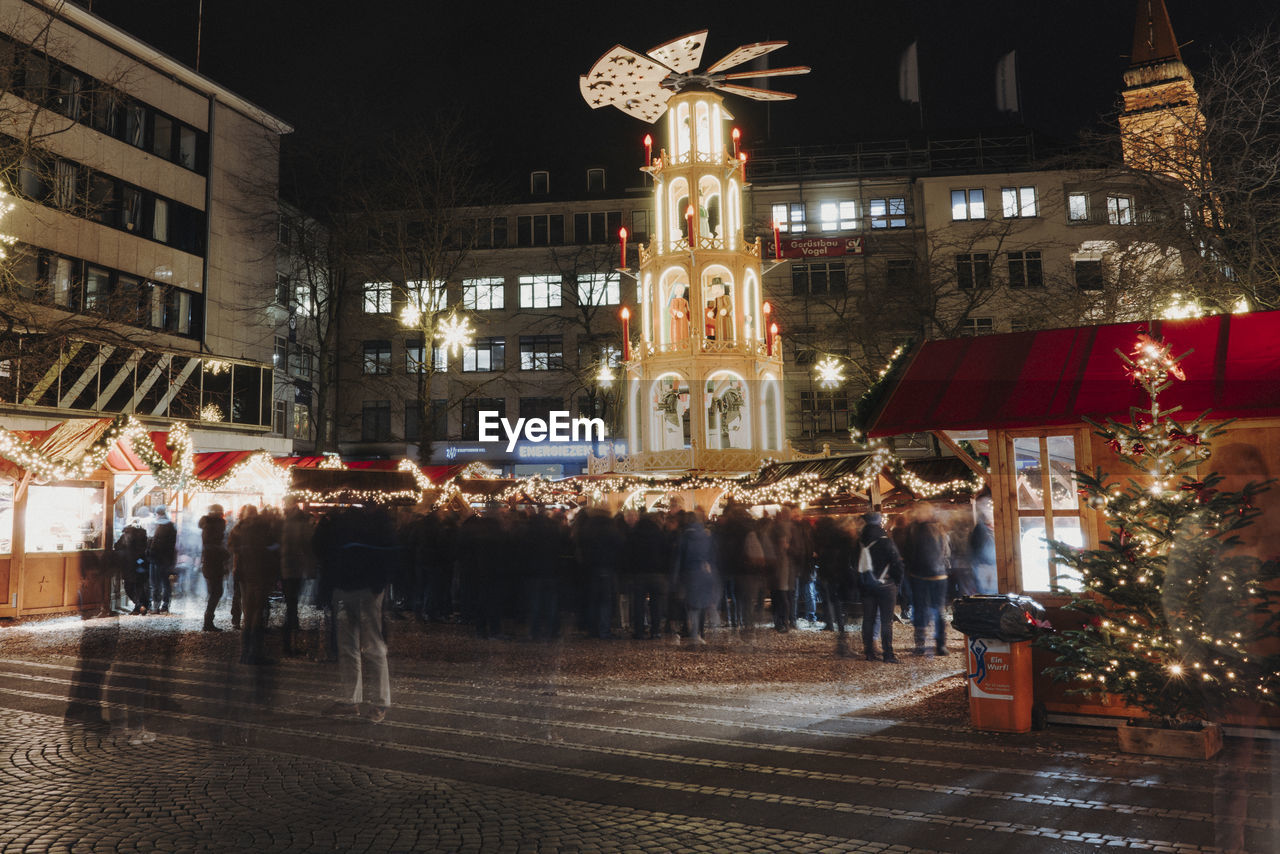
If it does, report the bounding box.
[0,418,154,618]
[865,310,1280,722]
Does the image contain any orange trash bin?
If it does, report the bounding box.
[964,636,1033,733]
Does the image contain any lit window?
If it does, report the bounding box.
[819,201,858,231]
[772,202,806,233]
[363,281,391,314]
[518,274,562,308]
[577,273,621,306]
[1002,186,1038,217]
[950,188,986,220]
[519,335,564,371]
[405,280,447,314]
[463,337,505,372]
[870,197,907,229]
[1013,434,1084,593]
[1106,194,1134,225]
[1067,192,1089,222]
[405,339,447,373]
[463,277,505,310]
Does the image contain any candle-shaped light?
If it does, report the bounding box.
[772,219,782,259]
[768,322,778,357]
[762,301,772,344]
[619,226,628,269]
[643,134,652,166]
[739,151,747,182]
[731,127,740,159]
[686,204,696,246]
[620,306,631,361]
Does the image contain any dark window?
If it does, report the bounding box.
[361,401,391,442]
[956,253,992,290]
[587,168,605,192]
[1075,259,1104,291]
[530,171,549,195]
[886,258,913,289]
[519,397,562,421]
[574,210,623,244]
[959,317,995,336]
[799,389,850,436]
[517,214,565,246]
[1008,250,1044,288]
[792,261,846,296]
[362,340,392,375]
[461,398,505,440]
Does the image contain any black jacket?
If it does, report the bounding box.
[856,523,905,587]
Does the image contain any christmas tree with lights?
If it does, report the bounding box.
[1041,332,1280,727]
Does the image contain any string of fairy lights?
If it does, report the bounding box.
[1043,331,1280,715]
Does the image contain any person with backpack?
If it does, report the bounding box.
[855,511,906,662]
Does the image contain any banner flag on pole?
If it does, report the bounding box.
[996,50,1019,113]
[898,41,920,104]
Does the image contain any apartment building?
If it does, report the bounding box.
[0,0,291,450]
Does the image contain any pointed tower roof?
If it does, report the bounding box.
[1130,0,1182,67]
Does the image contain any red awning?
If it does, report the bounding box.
[868,310,1280,436]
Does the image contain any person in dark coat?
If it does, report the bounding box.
[627,509,670,639]
[672,510,721,646]
[198,505,229,631]
[148,507,178,614]
[524,510,566,640]
[856,512,906,662]
[116,518,150,615]
[813,515,857,640]
[574,509,625,639]
[903,502,952,656]
[326,506,396,721]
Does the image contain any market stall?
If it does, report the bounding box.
[0,418,144,617]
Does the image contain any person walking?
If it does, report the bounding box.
[672,510,720,646]
[903,502,952,656]
[116,518,150,615]
[280,498,316,655]
[856,511,906,662]
[326,506,395,723]
[198,505,229,631]
[148,507,177,614]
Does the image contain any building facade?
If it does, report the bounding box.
[0,0,291,450]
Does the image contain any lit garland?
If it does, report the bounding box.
[398,458,434,491]
[0,185,15,262]
[199,404,224,423]
[284,487,421,506]
[318,453,347,470]
[0,415,134,482]
[850,341,913,439]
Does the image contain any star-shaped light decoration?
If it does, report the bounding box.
[815,356,844,389]
[434,313,476,358]
[596,362,615,387]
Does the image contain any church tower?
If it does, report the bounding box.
[1119,0,1205,189]
[621,89,787,474]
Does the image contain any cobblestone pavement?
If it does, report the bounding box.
[0,624,1276,852]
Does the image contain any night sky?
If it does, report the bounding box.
[82,1,1274,191]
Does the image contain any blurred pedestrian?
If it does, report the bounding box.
[116,517,150,615]
[280,498,316,655]
[673,509,720,646]
[813,515,857,647]
[326,507,395,723]
[903,502,951,656]
[970,495,998,594]
[856,511,906,662]
[198,505,229,632]
[148,507,177,614]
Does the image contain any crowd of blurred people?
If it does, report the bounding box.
[98,495,999,718]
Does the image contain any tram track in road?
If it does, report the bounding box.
[0,658,1273,852]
